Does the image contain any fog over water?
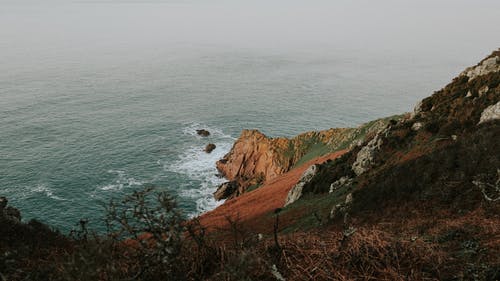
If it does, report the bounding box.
[1,0,499,231]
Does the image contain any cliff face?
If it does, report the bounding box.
[215,119,393,200]
[281,48,500,207]
[215,129,349,194]
[216,129,290,188]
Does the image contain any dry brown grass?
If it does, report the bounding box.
[273,228,445,281]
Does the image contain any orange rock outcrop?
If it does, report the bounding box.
[215,128,354,198]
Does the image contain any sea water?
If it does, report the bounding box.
[1,0,500,232]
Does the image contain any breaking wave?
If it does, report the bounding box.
[98,170,144,192]
[167,123,235,216]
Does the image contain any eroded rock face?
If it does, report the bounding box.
[215,119,394,200]
[345,193,353,204]
[478,85,489,97]
[216,130,286,186]
[329,177,353,193]
[329,193,354,220]
[351,132,384,176]
[411,122,423,131]
[461,55,500,81]
[213,181,238,201]
[410,100,424,119]
[215,128,352,196]
[284,164,318,206]
[479,101,500,124]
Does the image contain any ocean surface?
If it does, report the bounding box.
[1,0,500,232]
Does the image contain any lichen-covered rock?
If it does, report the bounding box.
[329,193,354,220]
[478,85,489,97]
[329,203,342,220]
[345,193,353,204]
[329,176,353,193]
[411,122,423,131]
[410,100,423,119]
[284,164,318,206]
[461,55,500,81]
[352,132,384,176]
[478,101,500,125]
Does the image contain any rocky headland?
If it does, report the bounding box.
[214,118,395,200]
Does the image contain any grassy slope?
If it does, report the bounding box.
[292,114,403,168]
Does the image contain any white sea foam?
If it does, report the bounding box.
[31,184,66,201]
[168,123,234,216]
[97,170,144,192]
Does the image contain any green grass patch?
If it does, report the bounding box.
[293,142,331,168]
[276,185,353,234]
[246,183,263,192]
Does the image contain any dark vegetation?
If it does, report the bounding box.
[2,178,498,280]
[2,187,484,281]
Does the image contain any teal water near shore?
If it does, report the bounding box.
[1,0,500,232]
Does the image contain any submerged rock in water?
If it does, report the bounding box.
[204,143,216,153]
[0,197,7,210]
[0,197,22,222]
[196,129,210,137]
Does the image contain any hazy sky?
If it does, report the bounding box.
[1,0,499,60]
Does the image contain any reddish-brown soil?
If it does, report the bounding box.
[198,150,348,232]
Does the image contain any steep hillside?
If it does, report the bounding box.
[214,117,395,200]
[200,150,348,233]
[199,49,500,280]
[283,49,499,203]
